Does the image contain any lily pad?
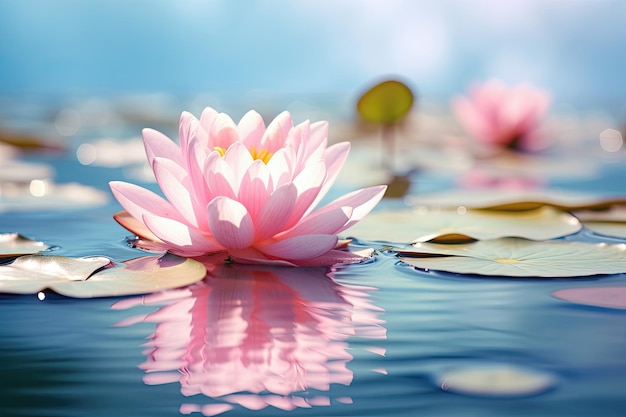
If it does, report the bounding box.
[0,253,206,298]
[345,206,580,243]
[0,160,55,183]
[398,238,626,277]
[0,181,108,212]
[0,129,64,152]
[574,205,626,223]
[438,364,557,397]
[582,222,626,239]
[574,206,626,238]
[357,79,414,124]
[0,233,50,258]
[552,286,626,310]
[410,188,626,211]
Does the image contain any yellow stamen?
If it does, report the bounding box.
[495,259,520,264]
[213,145,274,164]
[248,145,274,164]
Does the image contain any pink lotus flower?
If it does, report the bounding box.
[457,167,545,190]
[452,79,551,152]
[110,108,387,266]
[113,261,386,414]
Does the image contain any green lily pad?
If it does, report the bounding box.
[398,238,626,278]
[0,253,206,298]
[357,79,414,124]
[0,233,50,258]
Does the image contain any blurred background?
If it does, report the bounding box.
[1,0,626,203]
[1,0,626,112]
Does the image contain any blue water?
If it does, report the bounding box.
[1,98,626,417]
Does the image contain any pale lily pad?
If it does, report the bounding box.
[552,287,626,310]
[398,238,626,277]
[0,253,206,298]
[76,137,146,167]
[0,255,111,294]
[574,205,626,223]
[0,233,49,258]
[345,206,580,243]
[574,206,626,238]
[438,364,557,397]
[0,181,108,212]
[582,222,626,239]
[410,188,626,211]
[0,160,55,183]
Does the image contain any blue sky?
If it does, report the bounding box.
[1,0,625,108]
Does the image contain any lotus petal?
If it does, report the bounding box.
[398,238,626,277]
[0,253,206,298]
[0,233,50,258]
[346,206,580,243]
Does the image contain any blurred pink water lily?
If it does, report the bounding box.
[110,108,386,266]
[452,79,551,152]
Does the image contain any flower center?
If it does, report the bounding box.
[213,145,273,164]
[495,259,520,264]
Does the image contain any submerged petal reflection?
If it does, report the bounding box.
[113,262,386,413]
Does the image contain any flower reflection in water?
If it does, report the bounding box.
[113,260,386,415]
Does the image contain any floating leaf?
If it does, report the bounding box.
[574,205,626,223]
[346,206,580,243]
[574,206,626,238]
[398,238,626,277]
[383,174,412,198]
[552,286,626,310]
[438,364,557,397]
[582,222,626,239]
[0,129,64,152]
[357,79,414,124]
[0,253,206,298]
[411,188,626,211]
[0,182,108,212]
[0,255,111,294]
[0,160,55,183]
[0,233,49,258]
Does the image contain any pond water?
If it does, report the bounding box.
[1,97,625,416]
